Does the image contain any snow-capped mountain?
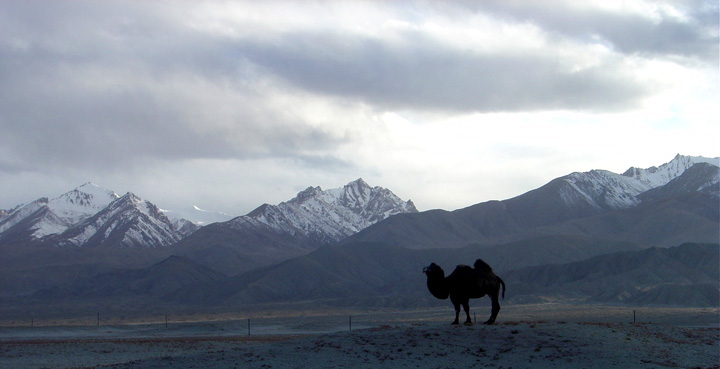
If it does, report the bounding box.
[558,170,651,210]
[0,184,192,248]
[557,154,718,211]
[172,178,418,274]
[239,178,418,243]
[55,192,183,248]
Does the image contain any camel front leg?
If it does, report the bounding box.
[451,298,461,325]
[462,301,473,326]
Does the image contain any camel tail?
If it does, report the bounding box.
[498,277,506,299]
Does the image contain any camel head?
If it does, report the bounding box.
[423,262,445,278]
[423,262,449,299]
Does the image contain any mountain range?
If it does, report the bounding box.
[0,179,417,273]
[0,154,717,321]
[0,183,192,248]
[345,154,719,249]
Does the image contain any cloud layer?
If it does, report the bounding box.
[0,0,717,214]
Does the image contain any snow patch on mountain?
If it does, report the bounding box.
[162,205,233,226]
[557,155,718,211]
[622,154,719,188]
[0,199,47,234]
[700,170,720,192]
[561,170,651,209]
[30,209,69,238]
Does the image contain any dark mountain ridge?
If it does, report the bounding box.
[158,235,655,308]
[504,243,719,306]
[25,239,714,312]
[34,255,226,299]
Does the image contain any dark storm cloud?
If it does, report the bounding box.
[0,69,342,172]
[235,31,646,113]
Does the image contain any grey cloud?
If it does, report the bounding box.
[0,87,343,174]
[226,1,718,113]
[0,2,349,174]
[463,0,719,63]
[0,0,659,178]
[0,52,344,174]
[0,0,714,178]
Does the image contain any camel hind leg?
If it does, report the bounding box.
[484,294,501,325]
[451,302,461,325]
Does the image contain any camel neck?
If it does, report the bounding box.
[426,275,450,300]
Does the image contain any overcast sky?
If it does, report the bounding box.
[1,0,718,216]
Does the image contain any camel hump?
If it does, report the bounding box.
[473,259,493,273]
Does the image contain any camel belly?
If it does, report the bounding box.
[469,292,486,299]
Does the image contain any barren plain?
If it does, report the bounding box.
[1,304,718,369]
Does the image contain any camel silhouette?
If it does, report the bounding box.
[423,259,506,325]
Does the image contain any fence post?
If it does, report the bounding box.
[247,319,250,336]
[349,316,352,331]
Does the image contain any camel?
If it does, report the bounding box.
[423,259,506,325]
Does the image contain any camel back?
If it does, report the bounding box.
[473,258,493,274]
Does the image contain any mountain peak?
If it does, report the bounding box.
[342,178,372,200]
[347,178,369,188]
[293,186,324,203]
[68,182,118,199]
[46,183,119,227]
